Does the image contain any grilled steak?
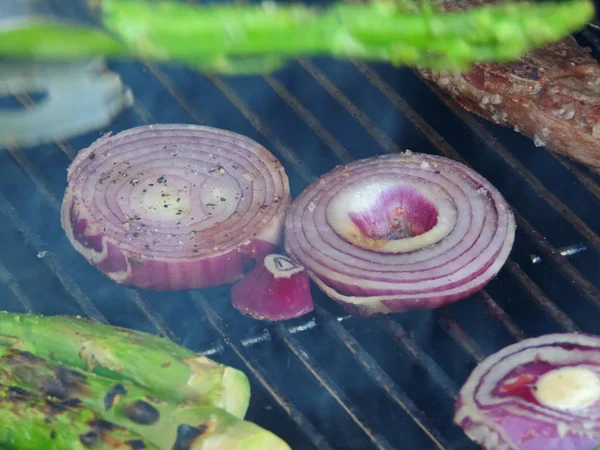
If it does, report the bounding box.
[419,0,600,170]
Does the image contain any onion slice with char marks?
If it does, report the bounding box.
[62,124,290,290]
[284,152,515,316]
[456,333,600,450]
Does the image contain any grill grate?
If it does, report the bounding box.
[1,18,600,450]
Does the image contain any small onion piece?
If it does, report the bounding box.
[456,333,600,450]
[62,124,290,290]
[231,254,314,321]
[284,152,516,316]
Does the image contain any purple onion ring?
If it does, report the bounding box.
[456,333,600,450]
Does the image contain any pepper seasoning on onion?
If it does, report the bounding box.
[284,152,516,316]
[61,124,290,291]
[456,333,600,450]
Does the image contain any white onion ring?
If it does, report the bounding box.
[62,124,290,290]
[283,152,516,316]
[456,333,600,450]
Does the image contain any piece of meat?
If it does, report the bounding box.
[418,0,600,170]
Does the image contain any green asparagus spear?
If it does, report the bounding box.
[0,0,594,73]
[100,0,595,71]
[0,348,291,450]
[0,22,128,59]
[0,383,158,449]
[0,312,250,419]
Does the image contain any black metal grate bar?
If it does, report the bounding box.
[436,313,486,363]
[5,145,61,207]
[0,257,35,313]
[262,74,354,164]
[475,291,527,341]
[188,291,337,450]
[549,155,600,202]
[124,289,180,342]
[0,191,107,322]
[504,261,580,332]
[208,75,316,183]
[298,59,401,154]
[514,216,600,307]
[271,322,397,450]
[379,317,461,398]
[314,305,452,449]
[145,63,205,125]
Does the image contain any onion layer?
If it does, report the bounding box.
[284,152,515,316]
[456,333,600,450]
[62,124,290,290]
[231,254,314,321]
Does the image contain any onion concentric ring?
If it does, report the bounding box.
[456,333,600,450]
[62,124,290,290]
[283,152,516,316]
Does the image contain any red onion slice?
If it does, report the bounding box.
[284,152,516,316]
[456,333,600,450]
[62,124,290,290]
[231,254,314,321]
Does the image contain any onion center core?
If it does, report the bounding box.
[327,182,451,254]
[132,175,192,220]
[265,254,304,279]
[534,366,600,411]
[348,185,438,240]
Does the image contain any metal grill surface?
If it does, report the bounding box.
[1,16,600,450]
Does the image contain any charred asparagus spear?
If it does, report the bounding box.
[1,0,594,73]
[0,312,250,419]
[0,383,158,450]
[0,347,291,450]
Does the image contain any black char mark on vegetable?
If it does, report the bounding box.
[80,418,123,446]
[47,398,83,414]
[6,386,34,401]
[123,400,160,425]
[126,439,148,449]
[0,312,252,419]
[43,366,88,399]
[3,349,45,365]
[104,383,128,411]
[172,423,212,450]
[5,384,83,416]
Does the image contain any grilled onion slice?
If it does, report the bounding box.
[456,333,600,450]
[62,124,290,290]
[284,152,515,316]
